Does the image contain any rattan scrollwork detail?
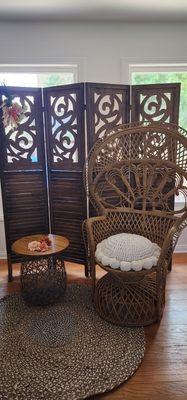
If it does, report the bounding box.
[87,122,187,215]
[94,163,187,214]
[84,122,187,326]
[50,93,78,164]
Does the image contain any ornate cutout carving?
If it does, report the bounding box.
[132,84,180,124]
[50,93,78,164]
[3,95,38,165]
[94,93,123,139]
[139,93,171,123]
[86,84,130,150]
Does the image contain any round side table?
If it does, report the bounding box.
[12,234,69,306]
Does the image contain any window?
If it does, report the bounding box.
[130,64,187,209]
[0,64,77,87]
[130,64,187,130]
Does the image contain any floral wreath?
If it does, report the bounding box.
[0,84,27,129]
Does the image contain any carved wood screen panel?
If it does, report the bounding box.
[44,84,86,265]
[86,83,130,150]
[131,83,180,123]
[0,87,49,280]
[86,83,130,218]
[131,83,180,187]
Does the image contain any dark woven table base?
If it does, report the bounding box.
[21,257,66,306]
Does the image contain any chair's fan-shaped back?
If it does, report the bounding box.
[86,122,187,215]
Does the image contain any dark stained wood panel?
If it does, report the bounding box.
[0,87,49,280]
[86,83,130,220]
[43,84,87,265]
[2,171,49,263]
[0,86,46,170]
[49,171,86,262]
[86,83,130,150]
[131,83,180,123]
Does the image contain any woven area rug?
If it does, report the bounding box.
[0,284,145,400]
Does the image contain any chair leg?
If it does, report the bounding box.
[167,246,173,271]
[84,261,90,277]
[156,300,164,323]
[82,220,90,278]
[168,258,172,271]
[91,262,96,300]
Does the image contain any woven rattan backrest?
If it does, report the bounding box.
[86,122,187,215]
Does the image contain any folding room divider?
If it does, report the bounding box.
[0,82,180,280]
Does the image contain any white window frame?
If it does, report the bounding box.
[0,63,79,84]
[129,63,187,81]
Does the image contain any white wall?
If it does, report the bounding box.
[0,20,187,256]
[0,21,187,80]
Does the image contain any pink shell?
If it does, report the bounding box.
[28,241,41,252]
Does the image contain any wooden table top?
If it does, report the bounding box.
[12,234,69,257]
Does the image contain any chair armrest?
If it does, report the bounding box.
[158,213,187,268]
[84,215,109,257]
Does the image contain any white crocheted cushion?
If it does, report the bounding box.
[95,233,161,272]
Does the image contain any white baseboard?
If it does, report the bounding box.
[0,251,7,259]
[174,245,187,253]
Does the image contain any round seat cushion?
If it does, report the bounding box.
[95,233,161,272]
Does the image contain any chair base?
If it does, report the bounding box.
[94,271,159,327]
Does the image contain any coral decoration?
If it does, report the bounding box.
[28,241,42,252]
[28,236,52,252]
[0,84,27,129]
[1,101,27,129]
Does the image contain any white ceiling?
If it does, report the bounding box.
[0,0,187,21]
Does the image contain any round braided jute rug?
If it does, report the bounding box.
[0,284,145,400]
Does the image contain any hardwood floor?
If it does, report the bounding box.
[0,254,187,400]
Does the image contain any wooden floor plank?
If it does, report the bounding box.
[0,256,187,399]
[101,382,187,400]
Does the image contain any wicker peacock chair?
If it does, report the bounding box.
[83,121,187,327]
